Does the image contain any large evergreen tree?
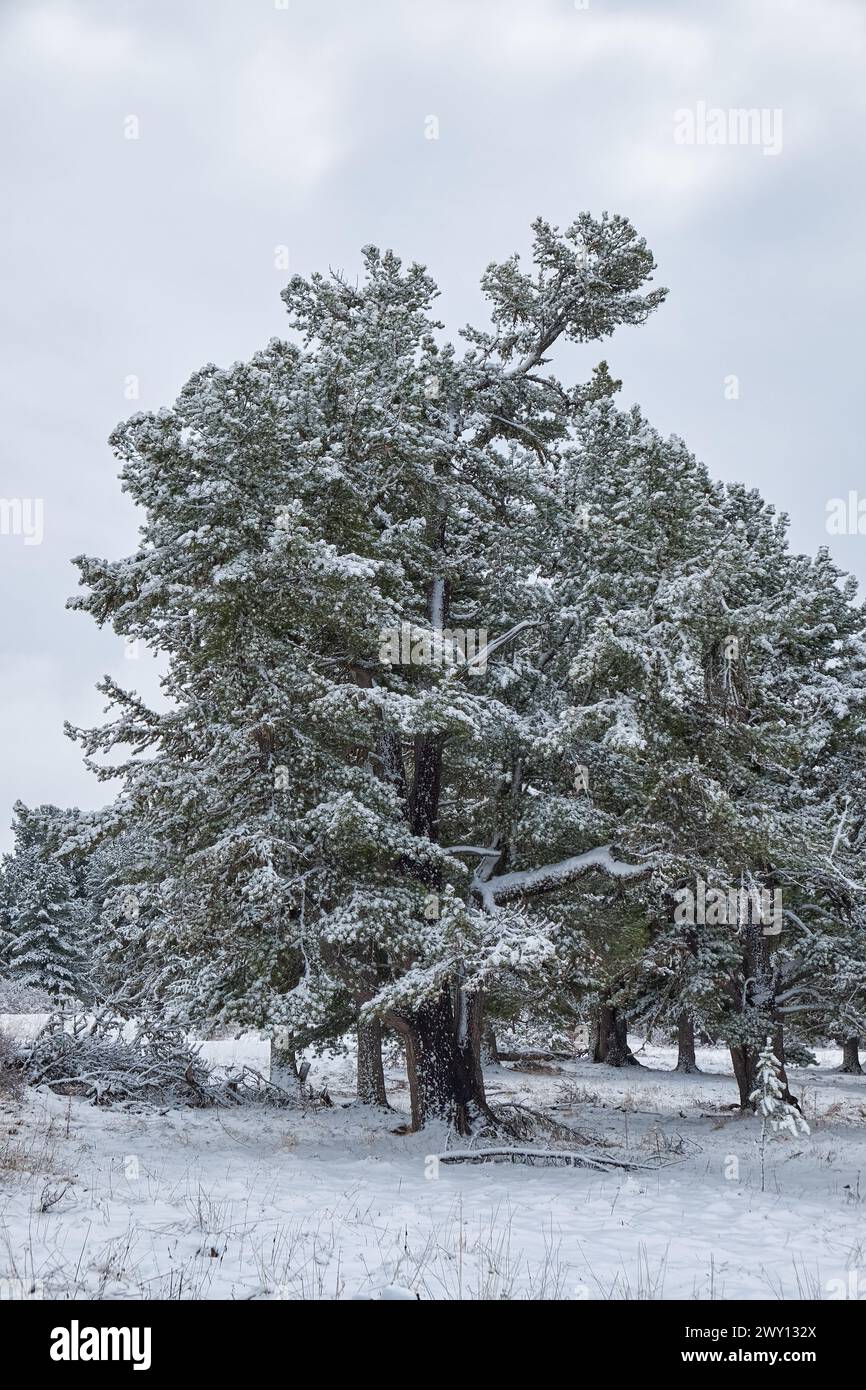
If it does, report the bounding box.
[68,215,665,1129]
[67,212,866,1126]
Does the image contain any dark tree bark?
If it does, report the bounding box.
[592,1003,640,1067]
[458,989,488,1102]
[675,1013,701,1073]
[729,1042,757,1110]
[356,1017,389,1106]
[389,990,492,1133]
[771,1023,797,1106]
[839,1036,863,1074]
[407,734,445,843]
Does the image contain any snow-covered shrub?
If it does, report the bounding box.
[781,1037,818,1069]
[22,1012,296,1109]
[0,980,52,1014]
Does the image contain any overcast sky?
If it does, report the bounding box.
[1,0,864,849]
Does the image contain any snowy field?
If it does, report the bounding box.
[2,1043,866,1301]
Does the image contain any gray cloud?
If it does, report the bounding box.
[1,0,864,846]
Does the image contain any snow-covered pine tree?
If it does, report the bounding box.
[66,212,866,1127]
[68,214,666,1130]
[69,823,168,1015]
[1,804,86,1001]
[750,1037,811,1136]
[546,397,738,1064]
[750,1036,810,1191]
[711,527,866,1106]
[539,390,866,1101]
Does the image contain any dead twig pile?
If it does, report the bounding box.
[22,1011,300,1109]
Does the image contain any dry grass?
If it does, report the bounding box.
[0,1031,24,1102]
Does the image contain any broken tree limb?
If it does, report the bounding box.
[434,1147,651,1171]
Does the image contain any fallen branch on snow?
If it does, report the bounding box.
[435,1147,652,1171]
[497,1050,586,1063]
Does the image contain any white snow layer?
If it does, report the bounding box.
[2,1042,866,1300]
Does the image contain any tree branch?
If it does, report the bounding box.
[471,844,652,909]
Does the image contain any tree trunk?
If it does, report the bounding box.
[390,990,492,1132]
[480,1020,500,1066]
[356,1017,388,1106]
[729,1042,757,1110]
[771,1023,797,1104]
[273,1045,299,1077]
[675,1013,701,1073]
[458,988,488,1103]
[592,1003,640,1067]
[839,1036,863,1074]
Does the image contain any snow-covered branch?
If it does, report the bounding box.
[471,844,651,910]
[458,620,541,675]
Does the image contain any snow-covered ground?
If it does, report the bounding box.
[2,1043,866,1301]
